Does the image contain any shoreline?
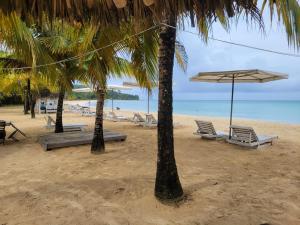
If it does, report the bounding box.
[64,99,300,126]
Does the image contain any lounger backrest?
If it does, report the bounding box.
[195,120,217,135]
[147,114,157,123]
[230,125,258,143]
[109,112,117,118]
[134,113,145,122]
[44,116,56,126]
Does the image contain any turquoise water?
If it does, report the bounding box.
[84,100,300,124]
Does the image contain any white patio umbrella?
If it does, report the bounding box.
[72,87,93,111]
[108,85,132,112]
[72,85,132,112]
[190,69,288,138]
[123,81,156,114]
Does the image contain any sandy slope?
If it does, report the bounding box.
[0,106,299,225]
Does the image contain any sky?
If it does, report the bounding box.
[110,9,300,101]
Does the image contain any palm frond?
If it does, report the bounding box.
[175,40,188,73]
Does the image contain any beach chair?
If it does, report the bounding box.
[194,120,227,140]
[44,115,87,132]
[106,112,128,122]
[81,108,96,117]
[227,125,278,148]
[68,104,82,114]
[138,114,181,128]
[140,114,157,128]
[131,113,146,124]
[0,120,6,144]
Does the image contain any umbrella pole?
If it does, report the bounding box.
[111,97,114,112]
[147,89,150,114]
[229,76,235,139]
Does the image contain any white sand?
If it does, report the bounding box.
[0,105,299,225]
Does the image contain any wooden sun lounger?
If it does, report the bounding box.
[136,114,182,129]
[194,120,227,140]
[137,114,157,128]
[106,112,128,122]
[227,125,278,149]
[81,110,96,117]
[44,116,87,132]
[131,113,146,124]
[38,130,127,151]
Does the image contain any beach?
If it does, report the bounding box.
[0,105,300,225]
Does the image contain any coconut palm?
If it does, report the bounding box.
[37,22,86,133]
[77,23,159,153]
[79,22,187,154]
[0,12,57,118]
[0,71,54,119]
[0,0,299,202]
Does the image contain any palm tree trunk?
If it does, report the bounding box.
[55,84,65,133]
[30,94,36,119]
[155,15,183,201]
[91,88,105,154]
[24,79,30,114]
[23,87,28,114]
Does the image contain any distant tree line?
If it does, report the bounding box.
[0,88,55,107]
[0,92,23,106]
[67,90,139,101]
[0,89,139,107]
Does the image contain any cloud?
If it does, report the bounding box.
[110,11,300,100]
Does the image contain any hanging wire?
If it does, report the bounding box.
[1,22,299,72]
[161,23,300,58]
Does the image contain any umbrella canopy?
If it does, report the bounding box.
[72,85,132,92]
[72,87,93,93]
[190,69,288,138]
[190,69,288,83]
[123,81,154,114]
[72,84,132,112]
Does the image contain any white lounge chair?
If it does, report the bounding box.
[81,108,96,117]
[194,120,227,140]
[131,113,146,124]
[106,112,128,122]
[140,114,157,128]
[137,114,182,128]
[227,125,278,148]
[68,104,82,114]
[44,116,87,132]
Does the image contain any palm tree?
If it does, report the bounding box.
[1,0,299,202]
[77,24,157,154]
[37,23,85,133]
[0,71,52,119]
[0,12,57,119]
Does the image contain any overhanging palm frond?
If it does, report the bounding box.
[262,0,300,49]
[1,1,298,50]
[175,40,188,73]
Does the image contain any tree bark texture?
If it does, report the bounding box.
[55,84,65,133]
[155,14,183,201]
[91,88,105,154]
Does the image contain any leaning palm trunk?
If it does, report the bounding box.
[24,79,30,114]
[23,87,29,114]
[55,84,65,133]
[30,94,36,118]
[91,88,105,154]
[155,15,183,201]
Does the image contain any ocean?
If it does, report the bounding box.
[83,100,300,124]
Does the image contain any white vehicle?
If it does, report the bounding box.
[45,100,57,113]
[37,98,58,114]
